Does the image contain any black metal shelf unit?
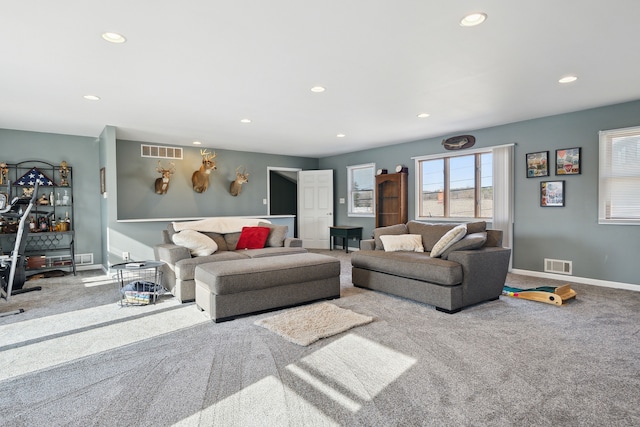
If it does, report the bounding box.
[0,160,76,275]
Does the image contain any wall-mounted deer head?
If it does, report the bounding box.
[191,149,217,193]
[154,161,176,194]
[230,166,249,196]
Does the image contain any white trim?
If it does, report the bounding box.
[347,162,375,218]
[411,142,515,161]
[117,215,295,223]
[511,269,639,292]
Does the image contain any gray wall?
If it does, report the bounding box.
[107,139,318,264]
[3,98,639,286]
[0,128,103,264]
[116,140,317,220]
[319,100,640,286]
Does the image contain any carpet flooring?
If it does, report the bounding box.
[1,250,639,426]
[254,302,373,346]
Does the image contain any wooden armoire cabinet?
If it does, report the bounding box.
[375,172,408,227]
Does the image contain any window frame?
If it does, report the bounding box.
[598,125,640,225]
[413,148,493,222]
[347,163,375,217]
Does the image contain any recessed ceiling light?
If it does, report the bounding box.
[240,118,252,123]
[101,32,126,44]
[337,133,346,138]
[310,86,326,93]
[83,95,100,101]
[559,75,578,84]
[417,113,430,118]
[460,13,487,27]
[192,141,202,145]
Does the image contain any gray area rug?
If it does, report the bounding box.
[254,302,373,346]
[1,249,639,426]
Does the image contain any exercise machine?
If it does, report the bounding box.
[1,181,42,303]
[502,284,576,306]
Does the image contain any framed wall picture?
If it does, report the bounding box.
[526,151,549,178]
[100,167,106,194]
[541,180,564,207]
[556,147,581,175]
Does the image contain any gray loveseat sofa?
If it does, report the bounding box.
[351,220,511,313]
[154,218,306,302]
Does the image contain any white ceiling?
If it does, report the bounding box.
[2,1,639,157]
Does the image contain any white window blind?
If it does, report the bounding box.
[599,126,640,225]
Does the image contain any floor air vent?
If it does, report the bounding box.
[544,258,572,275]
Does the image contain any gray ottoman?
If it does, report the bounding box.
[195,253,341,322]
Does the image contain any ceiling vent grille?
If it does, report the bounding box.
[544,258,572,275]
[141,144,183,160]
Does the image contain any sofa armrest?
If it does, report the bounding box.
[284,237,303,248]
[360,239,375,251]
[447,247,511,307]
[155,243,191,266]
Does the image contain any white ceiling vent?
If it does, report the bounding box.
[544,258,572,275]
[141,144,183,160]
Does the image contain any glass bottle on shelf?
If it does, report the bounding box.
[62,190,69,206]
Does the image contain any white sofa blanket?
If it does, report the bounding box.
[172,217,271,234]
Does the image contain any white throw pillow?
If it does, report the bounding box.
[379,234,424,252]
[172,229,218,256]
[430,224,467,258]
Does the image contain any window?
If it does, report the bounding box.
[599,126,640,225]
[347,163,375,217]
[416,151,493,220]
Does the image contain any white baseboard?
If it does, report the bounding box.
[76,264,104,272]
[510,268,639,292]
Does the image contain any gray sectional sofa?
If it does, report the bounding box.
[154,218,306,302]
[351,220,511,313]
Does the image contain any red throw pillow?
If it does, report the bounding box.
[235,226,271,250]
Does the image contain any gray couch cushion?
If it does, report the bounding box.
[195,253,340,295]
[441,232,487,260]
[258,221,288,247]
[201,232,229,251]
[373,223,409,250]
[223,232,242,251]
[465,221,487,234]
[175,251,247,281]
[237,246,307,258]
[406,221,456,252]
[351,250,462,286]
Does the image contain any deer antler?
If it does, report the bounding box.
[200,149,216,161]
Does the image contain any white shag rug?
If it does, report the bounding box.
[254,302,374,346]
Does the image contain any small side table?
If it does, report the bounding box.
[113,261,164,306]
[329,226,363,253]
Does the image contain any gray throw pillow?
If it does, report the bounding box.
[406,221,457,252]
[373,223,408,250]
[224,232,242,251]
[441,232,487,260]
[258,221,288,247]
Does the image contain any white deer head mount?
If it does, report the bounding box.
[155,161,176,195]
[191,149,217,193]
[229,166,249,196]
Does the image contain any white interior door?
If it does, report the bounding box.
[298,170,334,249]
